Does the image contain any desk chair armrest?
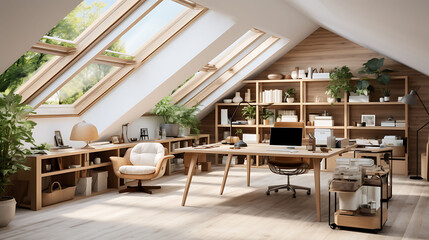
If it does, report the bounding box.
[153,155,175,177]
[110,156,131,177]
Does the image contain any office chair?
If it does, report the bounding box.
[266,122,311,198]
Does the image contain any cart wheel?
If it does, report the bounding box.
[307,190,311,195]
[275,189,279,193]
[293,193,296,198]
[266,191,270,196]
[330,224,336,229]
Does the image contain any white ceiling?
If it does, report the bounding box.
[284,0,429,76]
[0,0,80,74]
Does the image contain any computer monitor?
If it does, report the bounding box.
[269,127,302,148]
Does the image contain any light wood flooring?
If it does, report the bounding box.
[1,167,428,240]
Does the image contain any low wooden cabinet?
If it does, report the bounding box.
[11,135,209,210]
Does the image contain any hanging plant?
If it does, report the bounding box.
[359,58,393,85]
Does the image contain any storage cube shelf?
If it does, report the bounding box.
[215,76,408,174]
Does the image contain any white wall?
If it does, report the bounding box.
[31,117,83,148]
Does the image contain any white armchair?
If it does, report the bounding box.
[110,143,174,194]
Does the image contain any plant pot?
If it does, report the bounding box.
[160,124,179,137]
[232,92,243,103]
[286,97,295,103]
[379,97,384,102]
[179,126,191,137]
[327,97,336,104]
[0,196,16,227]
[247,119,256,125]
[263,119,270,125]
[336,98,341,103]
[384,96,390,102]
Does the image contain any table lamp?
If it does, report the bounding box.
[227,101,254,147]
[400,90,429,180]
[70,120,99,149]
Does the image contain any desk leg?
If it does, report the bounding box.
[313,158,321,222]
[247,154,251,187]
[182,153,198,206]
[220,154,233,195]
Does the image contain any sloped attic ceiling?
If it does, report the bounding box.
[284,0,429,77]
[0,0,81,74]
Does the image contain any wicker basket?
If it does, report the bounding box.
[42,181,76,207]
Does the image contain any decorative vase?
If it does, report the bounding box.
[384,96,390,102]
[291,71,297,79]
[263,119,269,125]
[327,97,335,104]
[233,92,243,103]
[286,97,295,103]
[379,97,384,102]
[248,119,255,125]
[0,197,16,227]
[245,89,251,102]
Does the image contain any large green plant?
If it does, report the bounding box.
[176,103,200,135]
[0,93,36,197]
[241,105,256,120]
[325,66,354,99]
[359,58,393,85]
[152,96,180,124]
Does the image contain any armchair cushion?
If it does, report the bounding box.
[130,143,165,166]
[119,165,156,175]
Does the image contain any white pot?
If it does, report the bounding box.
[379,97,384,102]
[247,119,255,125]
[327,97,336,104]
[0,197,16,227]
[232,92,243,103]
[286,97,295,103]
[384,96,390,102]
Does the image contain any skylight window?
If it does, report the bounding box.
[104,0,186,57]
[44,63,118,105]
[0,52,56,94]
[41,0,117,45]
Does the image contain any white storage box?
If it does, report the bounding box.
[314,120,334,127]
[348,93,369,102]
[92,171,108,192]
[76,177,92,196]
[314,129,334,145]
[339,187,362,211]
[312,73,330,79]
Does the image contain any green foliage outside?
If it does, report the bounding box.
[0,93,36,197]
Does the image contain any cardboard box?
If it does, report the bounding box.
[92,171,108,192]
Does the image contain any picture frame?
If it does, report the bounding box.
[110,135,121,144]
[54,130,64,146]
[361,114,376,126]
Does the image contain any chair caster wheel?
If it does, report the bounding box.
[266,191,270,196]
[330,224,336,229]
[274,189,278,193]
[307,190,311,195]
[293,194,296,198]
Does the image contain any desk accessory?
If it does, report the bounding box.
[70,121,99,149]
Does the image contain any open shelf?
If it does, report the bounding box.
[217,124,257,128]
[41,162,112,177]
[348,102,405,105]
[306,126,345,129]
[347,126,406,130]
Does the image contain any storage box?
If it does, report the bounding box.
[331,179,360,192]
[92,171,108,192]
[338,187,362,211]
[314,120,334,127]
[348,93,369,102]
[312,73,330,79]
[42,181,76,207]
[75,177,92,196]
[391,146,405,157]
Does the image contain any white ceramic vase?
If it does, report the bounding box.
[379,97,384,102]
[327,97,335,104]
[384,96,390,102]
[247,119,255,125]
[291,71,297,79]
[233,92,243,103]
[286,97,295,103]
[0,197,16,227]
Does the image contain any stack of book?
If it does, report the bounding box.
[314,116,334,126]
[278,109,298,122]
[261,89,283,103]
[396,120,406,127]
[381,120,396,127]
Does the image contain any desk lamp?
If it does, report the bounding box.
[227,101,254,147]
[400,90,429,180]
[70,120,99,149]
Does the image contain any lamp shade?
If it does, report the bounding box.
[70,121,99,141]
[400,90,418,105]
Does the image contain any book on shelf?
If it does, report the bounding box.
[315,116,333,120]
[278,110,296,116]
[281,115,298,122]
[381,121,396,127]
[262,89,282,103]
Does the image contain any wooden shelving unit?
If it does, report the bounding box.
[214,76,409,173]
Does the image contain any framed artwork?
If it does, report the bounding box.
[54,130,64,146]
[361,114,376,126]
[111,135,121,144]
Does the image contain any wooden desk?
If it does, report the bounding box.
[177,144,355,222]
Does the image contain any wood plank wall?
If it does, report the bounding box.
[200,28,429,175]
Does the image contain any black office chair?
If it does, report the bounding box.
[266,122,311,198]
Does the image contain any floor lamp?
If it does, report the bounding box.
[400,90,429,180]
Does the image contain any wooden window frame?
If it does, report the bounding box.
[184,36,280,107]
[34,2,206,117]
[171,28,264,103]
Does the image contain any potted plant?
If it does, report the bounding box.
[152,96,180,137]
[349,80,374,102]
[235,129,243,140]
[284,88,296,103]
[382,88,391,102]
[176,103,200,137]
[0,93,36,227]
[241,105,256,125]
[325,66,353,104]
[260,109,274,125]
[359,58,393,85]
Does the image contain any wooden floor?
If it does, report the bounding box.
[1,167,429,240]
